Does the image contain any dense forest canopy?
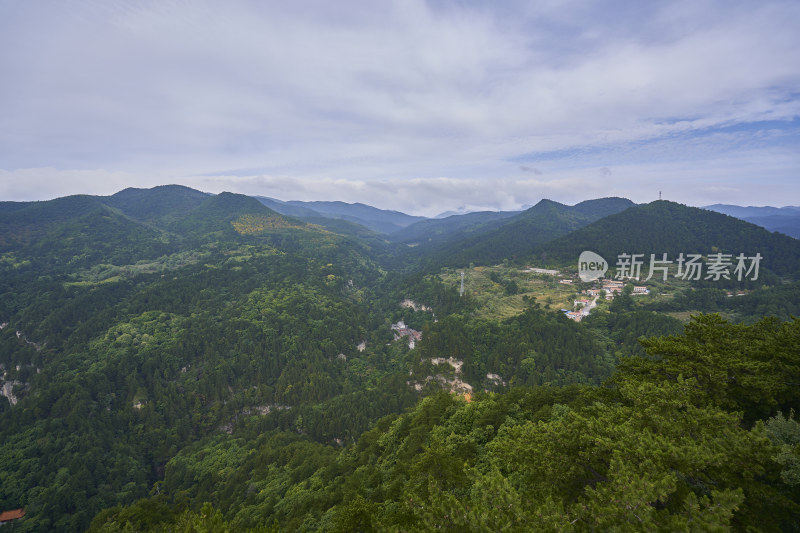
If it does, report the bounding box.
[1,187,798,531]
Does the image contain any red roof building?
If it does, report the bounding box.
[0,508,25,523]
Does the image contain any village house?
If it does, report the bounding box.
[633,286,650,294]
[391,321,422,348]
[0,508,25,525]
[602,280,624,293]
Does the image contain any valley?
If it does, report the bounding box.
[0,186,799,531]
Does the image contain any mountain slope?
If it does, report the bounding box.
[390,210,520,246]
[0,201,32,214]
[703,204,800,219]
[0,187,417,531]
[0,195,174,269]
[742,214,800,239]
[253,196,326,219]
[414,197,635,268]
[168,192,302,241]
[284,200,425,234]
[254,195,392,250]
[538,200,800,278]
[104,185,210,224]
[704,204,800,239]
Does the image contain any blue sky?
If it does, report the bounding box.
[0,0,798,216]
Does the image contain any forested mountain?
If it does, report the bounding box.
[89,315,800,532]
[281,200,425,234]
[0,195,175,270]
[390,210,519,246]
[535,200,800,279]
[254,196,392,253]
[704,204,800,239]
[410,197,635,269]
[0,188,430,530]
[704,203,800,219]
[1,187,799,531]
[741,214,800,239]
[253,196,326,219]
[103,185,210,225]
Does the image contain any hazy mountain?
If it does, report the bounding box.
[741,215,800,239]
[433,208,476,219]
[391,210,520,246]
[415,197,636,268]
[703,204,800,239]
[253,196,325,219]
[703,204,800,218]
[283,200,426,234]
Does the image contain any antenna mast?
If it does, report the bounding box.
[460,271,465,297]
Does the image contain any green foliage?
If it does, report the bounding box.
[766,411,800,487]
[414,197,634,269]
[614,314,800,423]
[537,200,800,278]
[584,308,684,358]
[2,187,800,532]
[415,305,614,388]
[78,316,800,532]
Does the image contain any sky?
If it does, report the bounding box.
[1,0,798,217]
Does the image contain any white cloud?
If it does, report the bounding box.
[0,0,798,208]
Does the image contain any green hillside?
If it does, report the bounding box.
[284,200,426,234]
[414,197,635,269]
[0,195,175,270]
[390,210,518,246]
[89,315,800,532]
[536,200,800,279]
[104,185,210,224]
[1,187,799,531]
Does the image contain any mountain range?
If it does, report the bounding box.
[2,185,800,531]
[704,204,800,239]
[253,196,425,234]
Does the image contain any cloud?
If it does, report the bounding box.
[0,168,168,202]
[520,166,543,175]
[0,0,798,208]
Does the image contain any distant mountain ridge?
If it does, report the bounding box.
[704,204,800,239]
[391,210,520,246]
[0,188,343,271]
[703,204,800,218]
[8,187,797,279]
[411,196,636,269]
[252,196,324,219]
[253,196,426,234]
